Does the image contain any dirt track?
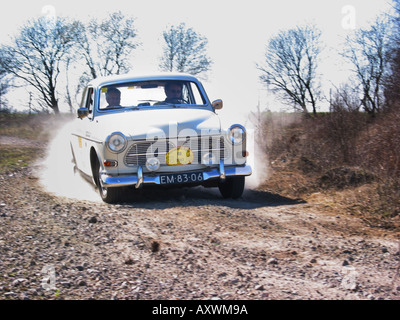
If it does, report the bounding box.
[0,134,400,300]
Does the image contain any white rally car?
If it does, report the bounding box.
[70,73,252,203]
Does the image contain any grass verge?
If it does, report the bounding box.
[0,146,40,173]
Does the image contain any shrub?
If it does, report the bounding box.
[263,109,400,219]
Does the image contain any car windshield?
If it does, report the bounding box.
[98,80,207,111]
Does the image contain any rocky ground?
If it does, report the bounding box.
[0,134,400,301]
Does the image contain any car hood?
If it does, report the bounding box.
[94,108,222,141]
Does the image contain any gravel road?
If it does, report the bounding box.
[0,133,399,300]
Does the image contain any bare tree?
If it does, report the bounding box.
[0,17,78,114]
[385,0,400,110]
[64,56,80,113]
[0,64,11,111]
[75,11,139,83]
[257,24,322,115]
[329,83,362,112]
[159,23,212,77]
[342,17,392,115]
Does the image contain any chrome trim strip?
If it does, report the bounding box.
[70,133,103,145]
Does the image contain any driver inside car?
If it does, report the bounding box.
[105,87,121,108]
[163,82,185,104]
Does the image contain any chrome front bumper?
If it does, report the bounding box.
[100,162,252,188]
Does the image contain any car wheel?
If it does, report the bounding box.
[94,160,121,204]
[218,176,245,199]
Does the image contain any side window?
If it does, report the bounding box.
[86,88,94,113]
[182,84,190,103]
[187,82,206,105]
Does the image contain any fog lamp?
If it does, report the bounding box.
[202,152,217,165]
[146,157,161,171]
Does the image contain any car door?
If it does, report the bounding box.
[74,87,95,175]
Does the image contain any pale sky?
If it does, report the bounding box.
[0,0,393,123]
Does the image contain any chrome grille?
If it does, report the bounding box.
[124,136,227,166]
[124,140,174,166]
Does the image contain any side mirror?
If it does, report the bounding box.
[212,99,223,110]
[77,107,89,119]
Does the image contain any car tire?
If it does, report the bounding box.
[218,176,245,199]
[94,159,121,204]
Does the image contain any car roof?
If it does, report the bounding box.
[87,73,200,88]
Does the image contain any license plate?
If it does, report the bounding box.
[160,172,203,185]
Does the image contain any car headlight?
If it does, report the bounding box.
[228,125,246,145]
[106,132,127,153]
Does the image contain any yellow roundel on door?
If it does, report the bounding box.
[166,147,194,165]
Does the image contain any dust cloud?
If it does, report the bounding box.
[38,120,101,202]
[244,127,270,190]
